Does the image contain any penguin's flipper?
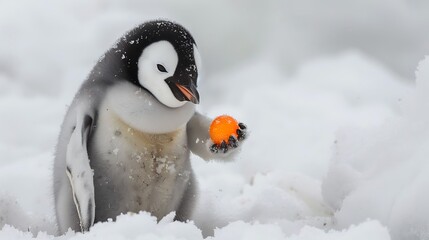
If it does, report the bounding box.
[187,112,248,161]
[66,114,95,232]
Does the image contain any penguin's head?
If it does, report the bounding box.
[110,20,201,108]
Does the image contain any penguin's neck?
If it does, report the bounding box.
[110,110,182,144]
[101,81,195,134]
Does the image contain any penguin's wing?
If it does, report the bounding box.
[66,112,95,232]
[186,112,247,161]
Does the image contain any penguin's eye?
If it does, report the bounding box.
[157,64,168,73]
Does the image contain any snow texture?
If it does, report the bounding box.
[0,213,390,240]
[322,57,429,240]
[0,0,428,239]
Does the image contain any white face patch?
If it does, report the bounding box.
[138,41,185,108]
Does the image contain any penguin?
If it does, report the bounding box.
[53,20,247,235]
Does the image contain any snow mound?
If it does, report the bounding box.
[192,171,332,237]
[322,56,429,240]
[0,213,390,240]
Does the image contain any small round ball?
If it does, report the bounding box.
[209,115,239,145]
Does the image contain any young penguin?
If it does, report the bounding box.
[53,20,247,235]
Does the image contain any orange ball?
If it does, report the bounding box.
[209,115,239,145]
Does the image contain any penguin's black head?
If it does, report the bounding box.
[105,20,201,108]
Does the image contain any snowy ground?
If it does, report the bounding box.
[1,0,429,239]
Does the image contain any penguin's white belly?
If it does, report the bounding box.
[89,107,191,221]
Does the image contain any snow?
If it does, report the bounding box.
[0,213,390,240]
[322,57,429,239]
[1,0,428,239]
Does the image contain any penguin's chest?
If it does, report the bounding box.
[89,109,191,221]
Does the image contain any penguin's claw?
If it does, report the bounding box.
[209,144,219,153]
[210,141,230,154]
[228,136,239,148]
[237,122,247,141]
[209,122,247,154]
